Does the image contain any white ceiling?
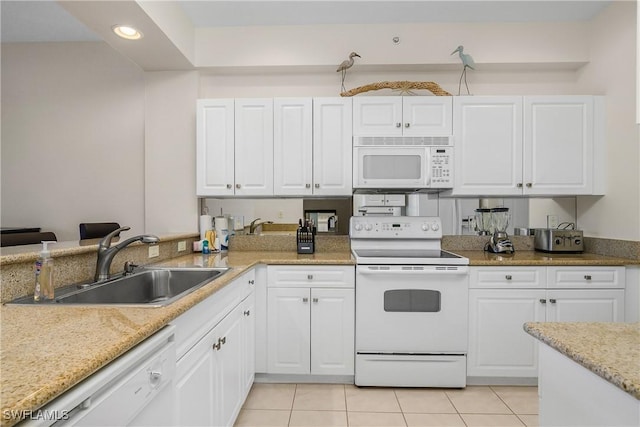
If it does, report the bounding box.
[1,0,612,43]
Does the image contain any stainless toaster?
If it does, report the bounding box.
[534,228,584,253]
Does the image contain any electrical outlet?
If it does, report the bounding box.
[177,240,186,252]
[547,215,559,229]
[148,245,160,258]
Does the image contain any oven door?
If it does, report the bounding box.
[355,265,469,353]
[353,146,430,188]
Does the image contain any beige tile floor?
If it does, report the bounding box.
[235,384,539,427]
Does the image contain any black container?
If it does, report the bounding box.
[296,228,315,254]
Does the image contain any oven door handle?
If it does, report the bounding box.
[357,266,469,275]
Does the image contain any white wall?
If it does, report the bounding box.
[575,1,640,241]
[144,71,199,235]
[1,42,145,241]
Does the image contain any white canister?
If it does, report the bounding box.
[214,216,229,251]
[199,215,213,240]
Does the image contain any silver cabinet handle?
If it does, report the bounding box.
[584,275,592,280]
[220,336,226,345]
[248,279,254,285]
[396,122,402,128]
[315,184,320,188]
[312,298,319,303]
[549,299,557,304]
[505,275,513,280]
[213,342,221,351]
[302,297,308,303]
[539,299,547,304]
[306,184,310,188]
[307,274,313,280]
[236,184,241,189]
[517,183,523,188]
[405,123,410,128]
[526,183,532,188]
[149,371,162,384]
[226,184,232,189]
[244,310,251,316]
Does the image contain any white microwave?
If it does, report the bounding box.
[353,136,453,189]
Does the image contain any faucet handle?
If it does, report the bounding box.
[124,261,138,275]
[99,226,130,248]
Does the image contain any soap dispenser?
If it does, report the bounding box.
[34,241,55,302]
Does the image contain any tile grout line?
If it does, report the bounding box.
[488,385,518,417]
[392,389,409,427]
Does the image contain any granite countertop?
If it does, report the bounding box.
[0,251,353,427]
[459,250,638,266]
[524,322,640,399]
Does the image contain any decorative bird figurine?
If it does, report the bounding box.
[451,45,475,95]
[337,51,361,93]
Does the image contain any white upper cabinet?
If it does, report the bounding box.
[353,96,452,136]
[453,96,524,196]
[273,98,313,196]
[273,97,352,196]
[312,98,353,196]
[197,98,274,196]
[452,95,604,196]
[234,99,274,196]
[196,99,235,196]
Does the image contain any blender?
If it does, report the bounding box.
[474,208,493,236]
[487,207,514,253]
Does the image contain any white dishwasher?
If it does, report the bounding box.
[25,326,176,427]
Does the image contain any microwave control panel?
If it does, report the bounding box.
[430,147,453,188]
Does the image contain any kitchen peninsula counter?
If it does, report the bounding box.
[457,250,639,266]
[0,251,352,427]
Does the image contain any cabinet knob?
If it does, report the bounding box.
[302,297,309,303]
[248,280,254,285]
[584,275,592,280]
[312,298,319,303]
[549,298,557,304]
[505,275,513,280]
[517,183,523,188]
[307,274,313,280]
[244,310,251,316]
[396,122,402,128]
[315,184,320,189]
[405,123,410,128]
[213,342,221,351]
[219,336,226,345]
[236,184,241,189]
[226,184,232,189]
[539,299,547,304]
[526,183,532,188]
[149,371,162,385]
[306,184,311,188]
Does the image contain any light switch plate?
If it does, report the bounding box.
[177,240,186,252]
[547,215,559,229]
[148,245,160,258]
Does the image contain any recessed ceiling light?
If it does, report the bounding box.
[112,25,143,40]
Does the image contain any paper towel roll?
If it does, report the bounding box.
[199,215,212,240]
[407,193,420,216]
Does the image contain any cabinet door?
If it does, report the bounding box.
[468,289,546,378]
[452,96,523,196]
[524,96,593,195]
[214,305,245,427]
[313,98,353,195]
[196,99,235,196]
[274,98,313,196]
[311,288,355,375]
[241,291,256,395]
[546,289,625,322]
[353,96,402,136]
[402,97,453,136]
[234,99,274,196]
[175,326,217,426]
[267,287,311,374]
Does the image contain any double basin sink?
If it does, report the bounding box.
[11,267,229,307]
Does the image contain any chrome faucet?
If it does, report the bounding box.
[94,226,159,282]
[249,218,273,235]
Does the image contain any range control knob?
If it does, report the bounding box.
[431,223,440,231]
[421,224,429,231]
[364,224,373,231]
[555,238,562,245]
[574,238,582,246]
[354,223,363,231]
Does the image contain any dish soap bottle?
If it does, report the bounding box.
[34,241,55,302]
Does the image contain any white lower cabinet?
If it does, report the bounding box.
[468,266,625,380]
[266,265,355,376]
[172,269,255,427]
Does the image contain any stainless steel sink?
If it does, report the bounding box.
[10,267,229,307]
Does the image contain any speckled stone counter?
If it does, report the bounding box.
[524,322,640,399]
[0,251,353,427]
[458,250,639,266]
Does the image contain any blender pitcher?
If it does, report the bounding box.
[487,207,515,253]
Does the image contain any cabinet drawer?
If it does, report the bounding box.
[547,267,625,288]
[267,265,354,288]
[470,267,546,288]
